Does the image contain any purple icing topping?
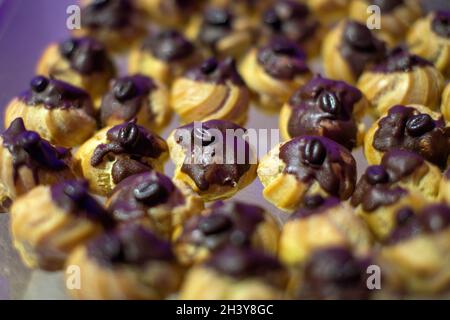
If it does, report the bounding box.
[185,57,245,86]
[81,0,136,30]
[371,47,432,73]
[142,29,195,62]
[370,0,404,13]
[198,7,233,51]
[432,11,450,38]
[291,195,340,220]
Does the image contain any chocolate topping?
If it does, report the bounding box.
[279,136,356,200]
[51,180,114,227]
[1,118,70,183]
[58,37,115,75]
[262,0,319,45]
[340,21,387,77]
[19,76,94,113]
[185,57,245,86]
[99,75,157,126]
[204,246,283,280]
[81,0,136,30]
[91,120,167,183]
[387,204,450,245]
[142,29,195,62]
[370,0,404,13]
[174,120,252,191]
[179,201,265,251]
[371,47,432,73]
[287,76,361,149]
[351,150,424,212]
[432,11,450,38]
[372,105,450,168]
[257,37,309,80]
[198,7,233,51]
[291,196,341,220]
[108,172,180,222]
[87,223,175,267]
[445,167,450,179]
[297,247,371,300]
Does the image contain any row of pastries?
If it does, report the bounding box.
[1,0,450,299]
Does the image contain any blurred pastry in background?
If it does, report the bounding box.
[439,167,450,203]
[440,81,450,121]
[299,0,351,26]
[135,0,203,27]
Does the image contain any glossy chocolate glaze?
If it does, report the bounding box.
[81,0,136,30]
[100,75,156,125]
[371,47,432,73]
[351,150,423,212]
[291,195,341,220]
[262,0,319,45]
[19,76,94,113]
[287,76,361,149]
[198,7,233,51]
[174,120,252,191]
[297,247,371,300]
[1,118,70,182]
[51,180,114,227]
[432,11,450,38]
[108,172,183,222]
[372,105,450,168]
[257,37,309,80]
[205,246,283,280]
[142,29,195,62]
[185,57,245,86]
[179,201,265,251]
[87,223,175,267]
[58,37,115,75]
[387,204,450,245]
[91,120,167,184]
[339,21,386,77]
[279,136,356,200]
[370,0,404,13]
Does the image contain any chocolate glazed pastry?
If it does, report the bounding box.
[365,104,450,168]
[168,120,257,201]
[0,118,75,211]
[171,57,250,125]
[279,195,372,266]
[11,180,114,270]
[180,246,289,299]
[322,20,387,84]
[239,37,312,111]
[75,120,168,196]
[408,11,450,78]
[4,76,97,148]
[279,75,368,148]
[99,74,171,132]
[106,171,204,238]
[173,201,279,265]
[351,149,439,239]
[258,136,356,212]
[36,36,116,107]
[129,29,202,86]
[75,0,147,52]
[66,223,184,299]
[358,48,445,117]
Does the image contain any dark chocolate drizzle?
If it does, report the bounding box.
[262,0,319,45]
[339,21,387,77]
[297,247,371,300]
[1,118,70,183]
[58,37,115,75]
[372,105,450,169]
[142,29,195,62]
[198,7,233,51]
[351,149,424,212]
[257,37,309,80]
[371,47,432,73]
[100,74,156,126]
[87,223,175,267]
[179,201,265,252]
[204,246,283,280]
[107,172,181,222]
[291,195,341,220]
[370,0,404,13]
[432,11,450,39]
[174,120,252,191]
[387,204,450,245]
[91,120,167,184]
[51,180,114,228]
[287,76,361,149]
[279,136,356,200]
[19,76,94,114]
[81,0,136,30]
[185,57,245,86]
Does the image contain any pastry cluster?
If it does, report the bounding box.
[2,0,450,301]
